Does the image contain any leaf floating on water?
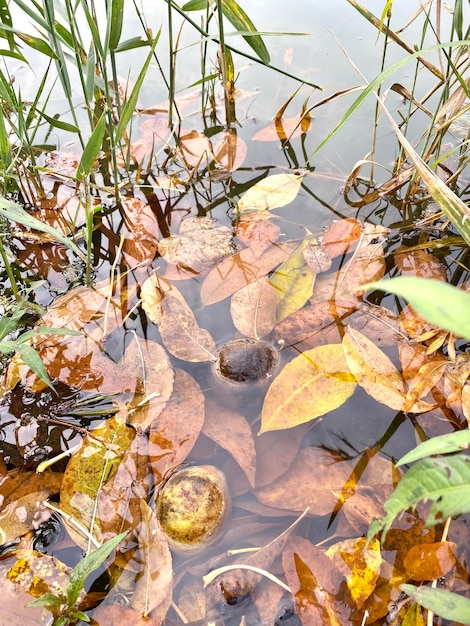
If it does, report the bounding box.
[234,212,281,258]
[342,326,406,411]
[140,273,186,325]
[120,197,160,267]
[159,295,217,362]
[321,217,363,259]
[252,115,311,142]
[403,541,457,581]
[269,237,317,322]
[302,242,332,273]
[260,344,356,433]
[178,129,214,168]
[149,369,205,484]
[237,173,303,213]
[200,241,297,306]
[203,401,257,488]
[213,129,247,171]
[230,276,277,339]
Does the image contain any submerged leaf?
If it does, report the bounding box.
[260,344,356,433]
[230,276,277,339]
[400,584,470,624]
[252,115,311,142]
[237,173,303,213]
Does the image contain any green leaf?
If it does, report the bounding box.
[363,277,470,341]
[0,197,86,261]
[17,343,54,389]
[17,326,83,343]
[222,0,270,64]
[183,0,209,8]
[269,236,317,322]
[106,0,125,52]
[400,585,470,624]
[16,32,57,58]
[114,34,159,143]
[370,455,470,537]
[221,2,269,64]
[397,431,470,466]
[260,344,356,433]
[67,531,128,606]
[28,592,63,607]
[76,112,106,182]
[37,110,80,133]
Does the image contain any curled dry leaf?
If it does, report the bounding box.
[121,336,174,429]
[237,173,303,213]
[256,447,353,515]
[230,276,277,339]
[149,369,205,484]
[252,114,311,142]
[200,241,297,306]
[158,216,233,275]
[260,344,356,433]
[159,295,217,362]
[213,129,247,171]
[203,400,256,488]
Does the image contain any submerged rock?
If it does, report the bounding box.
[215,338,279,383]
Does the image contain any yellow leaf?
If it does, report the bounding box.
[260,344,356,433]
[269,236,317,322]
[326,537,382,609]
[238,173,303,212]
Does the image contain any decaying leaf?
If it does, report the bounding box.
[177,129,214,168]
[393,246,448,281]
[158,216,233,275]
[260,344,356,433]
[203,401,256,488]
[302,242,332,273]
[269,237,317,322]
[230,276,277,339]
[234,212,281,258]
[237,173,303,213]
[200,241,297,306]
[140,272,187,325]
[252,115,311,142]
[321,218,363,259]
[120,197,160,266]
[403,541,457,581]
[149,369,205,483]
[159,295,217,362]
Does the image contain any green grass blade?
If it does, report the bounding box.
[37,110,80,133]
[364,277,470,341]
[222,0,270,64]
[17,343,54,389]
[76,112,106,182]
[16,31,57,57]
[0,197,86,261]
[400,585,470,624]
[106,0,125,52]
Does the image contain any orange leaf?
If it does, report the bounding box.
[252,115,311,142]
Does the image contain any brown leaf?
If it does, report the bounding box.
[321,218,363,259]
[256,447,353,515]
[200,241,297,306]
[213,129,247,171]
[252,114,311,142]
[149,369,205,484]
[302,242,332,273]
[122,336,174,429]
[120,197,160,267]
[140,273,185,325]
[158,295,217,362]
[203,401,256,488]
[178,129,214,167]
[234,213,281,258]
[399,342,446,411]
[255,425,308,488]
[403,541,457,581]
[0,492,55,545]
[230,276,277,339]
[92,605,161,626]
[393,247,448,280]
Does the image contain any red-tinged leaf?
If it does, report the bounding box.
[230,276,277,339]
[321,218,363,259]
[159,295,217,362]
[178,129,214,167]
[213,129,247,171]
[200,241,297,306]
[252,115,311,142]
[256,447,353,515]
[260,344,356,433]
[203,401,256,488]
[149,369,205,484]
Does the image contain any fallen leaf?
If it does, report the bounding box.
[326,537,382,609]
[159,295,217,362]
[0,492,55,545]
[237,173,303,213]
[203,401,256,488]
[321,218,363,259]
[149,369,205,483]
[178,129,214,168]
[252,115,311,142]
[255,424,308,488]
[213,129,247,171]
[200,241,297,306]
[120,197,160,267]
[302,242,332,273]
[256,447,354,514]
[140,272,186,325]
[269,237,317,322]
[260,344,356,433]
[234,213,281,258]
[230,276,277,339]
[403,541,457,581]
[393,246,448,280]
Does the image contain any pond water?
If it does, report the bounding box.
[0,1,469,625]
